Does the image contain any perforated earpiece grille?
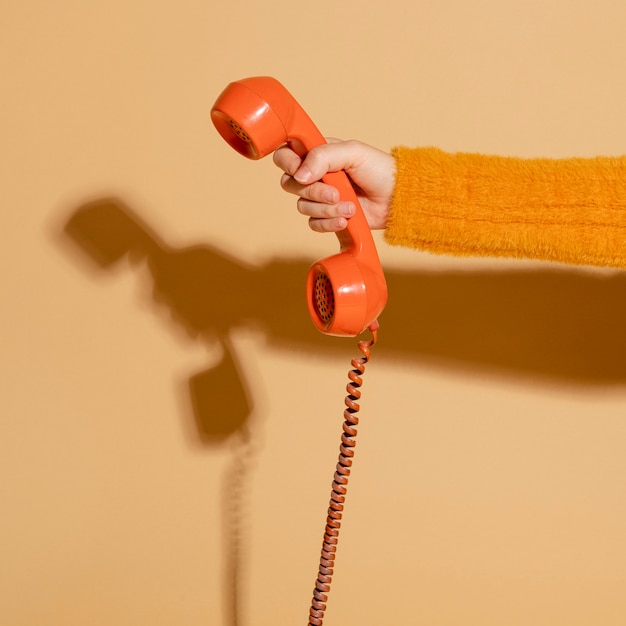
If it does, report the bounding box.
[313,273,335,324]
[228,119,252,143]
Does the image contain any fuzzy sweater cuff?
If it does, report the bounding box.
[385,146,626,268]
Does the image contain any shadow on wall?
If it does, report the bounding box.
[58,196,626,626]
[62,197,626,422]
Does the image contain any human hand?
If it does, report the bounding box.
[273,139,395,233]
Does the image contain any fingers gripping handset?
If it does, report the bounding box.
[211,77,387,336]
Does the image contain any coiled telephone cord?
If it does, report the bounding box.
[307,322,379,626]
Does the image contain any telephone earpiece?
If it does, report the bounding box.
[211,77,387,337]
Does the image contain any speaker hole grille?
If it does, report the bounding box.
[313,273,335,324]
[228,119,252,143]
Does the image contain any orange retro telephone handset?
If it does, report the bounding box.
[211,76,387,337]
[211,77,387,625]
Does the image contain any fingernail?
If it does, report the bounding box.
[340,202,355,217]
[323,188,339,203]
[294,165,312,183]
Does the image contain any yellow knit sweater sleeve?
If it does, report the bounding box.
[385,146,626,268]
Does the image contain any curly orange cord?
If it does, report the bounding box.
[308,322,379,626]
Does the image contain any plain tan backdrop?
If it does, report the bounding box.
[3,1,626,624]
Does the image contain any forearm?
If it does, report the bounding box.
[385,146,626,268]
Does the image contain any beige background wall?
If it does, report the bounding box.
[3,1,626,624]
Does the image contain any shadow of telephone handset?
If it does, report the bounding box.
[211,77,386,625]
[211,76,387,337]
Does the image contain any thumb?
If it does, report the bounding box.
[293,138,350,184]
